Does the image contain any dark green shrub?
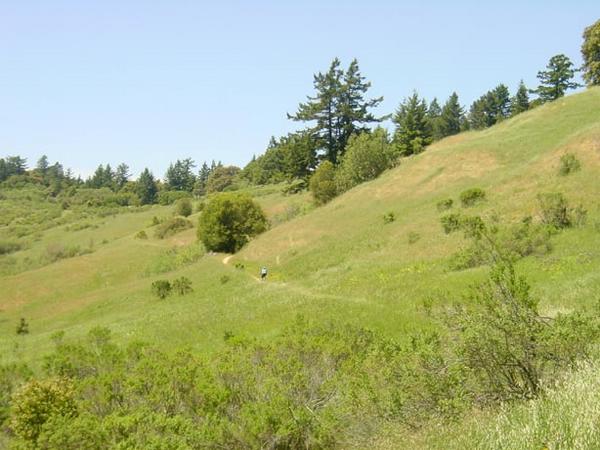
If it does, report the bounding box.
[460,187,486,207]
[172,277,193,296]
[134,230,148,240]
[309,161,337,205]
[154,217,193,239]
[537,192,571,229]
[173,198,193,217]
[558,153,581,176]
[436,198,454,211]
[197,193,267,253]
[16,318,29,335]
[440,213,463,234]
[206,166,241,193]
[383,212,395,223]
[151,280,172,299]
[0,240,23,255]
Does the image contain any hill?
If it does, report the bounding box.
[1,87,600,447]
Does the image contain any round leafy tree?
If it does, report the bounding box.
[197,193,267,253]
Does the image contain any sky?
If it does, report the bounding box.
[0,0,597,179]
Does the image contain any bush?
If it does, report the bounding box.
[157,190,191,206]
[134,230,148,240]
[281,179,307,195]
[172,277,193,295]
[436,198,454,211]
[10,378,77,444]
[440,213,463,234]
[448,260,598,401]
[206,166,241,193]
[537,192,572,229]
[151,280,172,299]
[558,153,581,176]
[460,188,486,207]
[16,318,29,335]
[383,212,395,223]
[0,240,23,255]
[197,193,267,253]
[45,243,92,262]
[173,198,193,217]
[309,161,337,205]
[334,128,394,193]
[154,217,193,239]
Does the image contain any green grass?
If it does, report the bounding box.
[1,88,600,445]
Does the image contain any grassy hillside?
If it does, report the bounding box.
[2,88,600,367]
[1,88,600,448]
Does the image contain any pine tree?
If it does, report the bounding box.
[468,97,488,130]
[36,155,49,173]
[165,158,196,192]
[289,58,385,164]
[491,84,511,120]
[532,54,581,102]
[438,92,464,137]
[581,19,600,86]
[510,80,530,116]
[427,98,443,141]
[137,168,158,205]
[114,163,130,189]
[392,92,432,156]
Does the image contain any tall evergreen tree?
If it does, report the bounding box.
[438,92,464,137]
[114,163,130,189]
[581,19,600,86]
[532,54,581,102]
[427,98,443,141]
[165,158,196,192]
[510,80,530,116]
[36,155,49,173]
[468,97,488,130]
[392,92,432,155]
[288,58,385,164]
[137,168,158,205]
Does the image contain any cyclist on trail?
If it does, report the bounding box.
[260,267,268,281]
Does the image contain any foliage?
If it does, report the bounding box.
[335,128,394,192]
[0,240,23,255]
[173,197,193,217]
[468,84,511,129]
[151,280,172,299]
[288,58,386,164]
[383,212,396,224]
[45,242,93,262]
[164,158,196,192]
[436,198,453,211]
[440,213,463,234]
[510,80,530,116]
[281,178,307,195]
[144,244,205,275]
[10,378,77,444]
[309,161,338,205]
[581,18,600,86]
[205,166,241,193]
[537,192,572,229]
[136,168,158,205]
[157,190,191,206]
[532,54,582,102]
[393,92,433,155]
[459,187,486,207]
[16,318,29,335]
[558,153,581,176]
[197,193,268,253]
[447,260,598,401]
[134,230,148,240]
[153,217,193,239]
[172,276,193,295]
[438,93,465,138]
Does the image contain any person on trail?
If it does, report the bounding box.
[260,267,268,281]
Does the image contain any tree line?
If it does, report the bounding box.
[2,19,598,206]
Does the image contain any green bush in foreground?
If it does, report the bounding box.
[309,161,337,205]
[173,197,193,217]
[197,192,267,253]
[151,280,171,299]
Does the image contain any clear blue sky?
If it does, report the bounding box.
[0,1,597,179]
